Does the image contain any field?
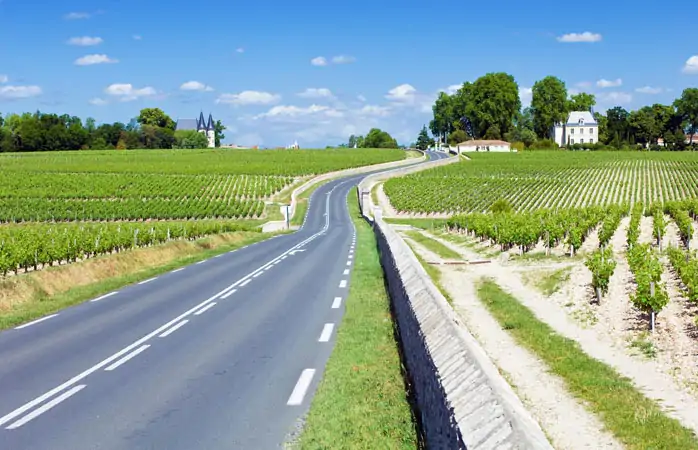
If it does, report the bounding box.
[0,148,406,276]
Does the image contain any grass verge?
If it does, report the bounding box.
[404,231,462,260]
[476,279,698,450]
[522,267,572,296]
[297,187,418,449]
[405,244,454,305]
[0,231,278,330]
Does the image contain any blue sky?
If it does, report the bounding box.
[1,0,697,147]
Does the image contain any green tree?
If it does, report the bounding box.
[465,73,520,138]
[137,108,175,130]
[415,125,433,150]
[362,128,398,148]
[606,107,631,145]
[430,91,455,142]
[674,88,698,145]
[531,76,568,139]
[448,129,468,146]
[347,134,364,148]
[174,130,209,148]
[214,119,226,147]
[594,112,608,144]
[629,106,660,146]
[504,108,537,147]
[568,92,596,112]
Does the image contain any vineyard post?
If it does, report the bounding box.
[650,281,656,332]
[545,230,550,256]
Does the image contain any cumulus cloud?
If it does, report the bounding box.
[331,55,356,64]
[557,32,602,43]
[311,56,328,66]
[683,55,698,74]
[297,88,334,99]
[0,85,42,99]
[216,90,281,105]
[385,84,417,102]
[254,104,343,120]
[104,83,157,101]
[439,84,461,95]
[597,78,622,88]
[635,86,663,94]
[64,12,91,20]
[67,36,103,46]
[180,81,214,92]
[75,54,118,66]
[598,91,632,105]
[0,74,8,83]
[89,98,108,106]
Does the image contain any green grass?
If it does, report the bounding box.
[297,188,418,449]
[406,245,454,305]
[476,279,698,450]
[383,218,450,229]
[522,267,572,296]
[404,231,462,260]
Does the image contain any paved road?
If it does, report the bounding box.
[0,150,450,449]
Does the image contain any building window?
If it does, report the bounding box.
[571,128,575,134]
[589,128,593,134]
[571,138,575,144]
[590,138,594,144]
[580,128,584,134]
[581,138,584,144]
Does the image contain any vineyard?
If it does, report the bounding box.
[384,151,698,214]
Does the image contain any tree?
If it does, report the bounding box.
[174,130,209,148]
[606,107,631,145]
[137,108,175,130]
[629,106,660,146]
[504,108,537,148]
[214,120,226,147]
[465,73,520,139]
[674,88,698,145]
[347,134,364,148]
[448,129,468,146]
[594,112,608,144]
[430,92,455,143]
[531,76,568,139]
[415,125,433,150]
[362,128,398,148]
[568,92,596,112]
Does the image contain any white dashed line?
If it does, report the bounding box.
[90,292,118,303]
[172,268,185,273]
[343,269,349,275]
[104,345,150,372]
[287,369,316,406]
[332,297,342,309]
[138,277,157,285]
[194,303,217,316]
[253,271,263,277]
[196,260,206,265]
[347,261,352,266]
[240,279,252,287]
[339,280,347,288]
[221,289,237,299]
[15,314,59,330]
[318,323,335,342]
[159,320,188,338]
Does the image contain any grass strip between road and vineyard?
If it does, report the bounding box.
[0,231,281,331]
[476,279,698,450]
[297,187,418,449]
[404,231,462,260]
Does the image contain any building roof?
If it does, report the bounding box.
[457,140,510,146]
[175,118,198,131]
[566,111,597,126]
[175,113,215,131]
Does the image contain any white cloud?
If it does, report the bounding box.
[635,86,663,94]
[439,84,461,95]
[357,94,367,102]
[683,55,698,74]
[385,84,417,102]
[64,12,91,20]
[358,105,391,117]
[216,90,281,105]
[133,35,142,40]
[519,87,533,106]
[236,48,244,53]
[89,97,108,106]
[75,54,118,66]
[597,78,622,88]
[297,88,334,99]
[104,83,157,101]
[311,56,328,66]
[331,55,356,64]
[0,74,8,83]
[67,36,103,46]
[598,91,632,105]
[557,32,602,43]
[180,81,214,92]
[254,104,342,120]
[0,85,42,99]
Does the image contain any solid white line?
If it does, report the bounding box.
[318,323,335,342]
[221,289,237,299]
[159,320,189,338]
[343,269,349,275]
[138,277,157,285]
[105,345,150,371]
[332,297,342,309]
[172,268,185,273]
[6,385,86,430]
[91,292,118,303]
[339,280,347,288]
[15,314,59,330]
[287,369,316,406]
[194,303,216,316]
[240,279,251,287]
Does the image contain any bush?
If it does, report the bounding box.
[490,199,513,214]
[510,141,525,151]
[532,139,559,149]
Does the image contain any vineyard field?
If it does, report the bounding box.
[0,148,405,222]
[384,151,698,215]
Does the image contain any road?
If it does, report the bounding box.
[0,150,450,449]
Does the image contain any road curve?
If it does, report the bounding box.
[0,150,449,449]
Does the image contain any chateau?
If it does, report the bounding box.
[553,111,599,147]
[175,112,216,148]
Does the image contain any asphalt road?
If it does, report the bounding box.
[0,150,451,449]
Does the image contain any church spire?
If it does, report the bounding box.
[198,111,206,130]
[207,113,214,131]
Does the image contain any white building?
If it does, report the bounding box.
[174,112,216,148]
[451,140,511,153]
[553,111,598,147]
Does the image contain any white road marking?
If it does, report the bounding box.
[15,314,59,330]
[253,271,263,278]
[348,255,353,259]
[213,254,223,258]
[240,279,252,287]
[343,269,349,275]
[318,323,335,342]
[172,268,185,273]
[332,297,342,309]
[281,255,288,260]
[196,260,206,265]
[339,280,347,288]
[194,303,217,316]
[221,289,237,299]
[264,266,273,271]
[287,369,316,406]
[347,261,352,266]
[104,345,150,371]
[273,260,281,265]
[91,292,118,303]
[138,277,157,285]
[5,385,86,430]
[159,320,189,338]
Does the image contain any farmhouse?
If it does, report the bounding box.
[175,112,216,148]
[453,140,511,153]
[553,111,598,147]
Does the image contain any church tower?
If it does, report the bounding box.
[206,114,215,148]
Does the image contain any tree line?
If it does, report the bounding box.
[332,128,399,149]
[0,108,226,152]
[424,73,698,151]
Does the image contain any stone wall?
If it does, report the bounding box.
[358,164,553,449]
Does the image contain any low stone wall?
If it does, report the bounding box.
[261,151,426,232]
[358,164,553,449]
